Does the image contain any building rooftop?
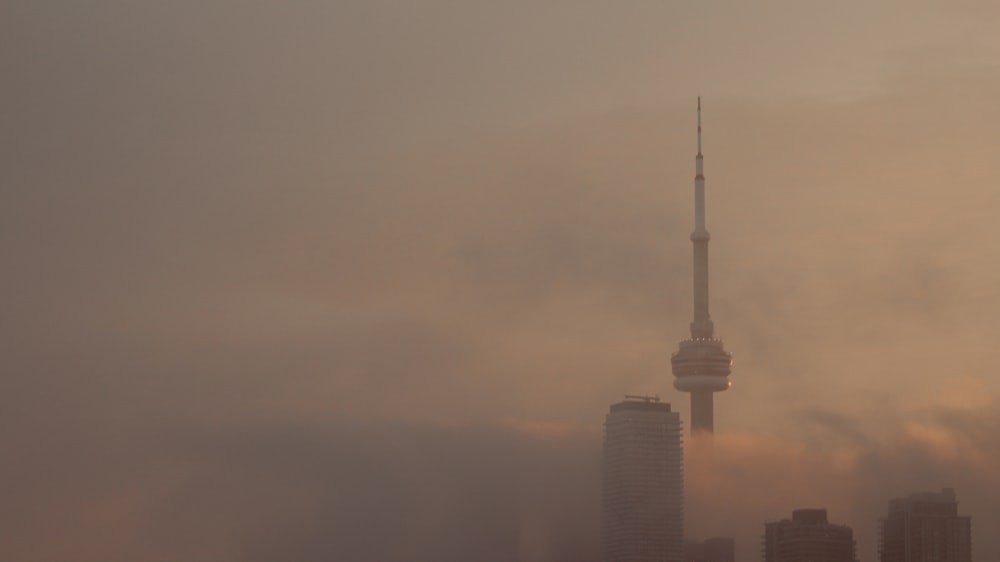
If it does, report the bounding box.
[609,400,674,414]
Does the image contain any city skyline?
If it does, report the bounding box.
[2,2,998,561]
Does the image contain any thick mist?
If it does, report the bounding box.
[2,1,998,561]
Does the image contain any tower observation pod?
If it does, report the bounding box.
[671,97,733,436]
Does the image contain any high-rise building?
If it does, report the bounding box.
[685,537,735,562]
[603,396,684,562]
[671,98,733,436]
[762,508,858,562]
[878,488,971,562]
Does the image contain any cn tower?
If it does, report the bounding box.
[671,97,733,435]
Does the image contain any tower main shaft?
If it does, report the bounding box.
[671,98,732,436]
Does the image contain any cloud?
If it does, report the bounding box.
[686,402,1000,562]
[2,405,996,561]
[0,418,602,561]
[1,2,998,560]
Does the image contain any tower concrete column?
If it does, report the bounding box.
[671,98,733,436]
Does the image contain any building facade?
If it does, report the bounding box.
[684,537,734,562]
[879,488,971,562]
[603,397,684,562]
[762,508,857,562]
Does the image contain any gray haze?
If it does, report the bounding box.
[2,1,999,561]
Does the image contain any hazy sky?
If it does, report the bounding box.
[2,2,998,561]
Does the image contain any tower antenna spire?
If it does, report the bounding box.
[671,97,733,436]
[697,96,702,156]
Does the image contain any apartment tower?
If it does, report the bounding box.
[603,396,684,562]
[684,537,735,562]
[762,508,858,562]
[879,488,971,562]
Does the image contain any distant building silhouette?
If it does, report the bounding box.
[685,537,735,562]
[762,508,857,562]
[878,488,971,562]
[603,396,683,562]
[671,98,733,436]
